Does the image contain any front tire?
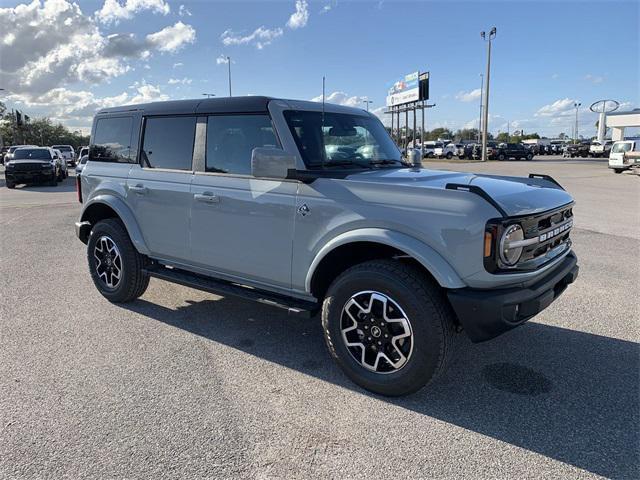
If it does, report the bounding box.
[498,154,506,161]
[613,168,624,174]
[322,259,456,396]
[87,218,149,303]
[446,152,453,159]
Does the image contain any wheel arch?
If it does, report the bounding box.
[80,195,149,255]
[306,228,466,300]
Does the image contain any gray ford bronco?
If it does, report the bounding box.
[76,97,578,396]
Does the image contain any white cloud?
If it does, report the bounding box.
[221,26,283,49]
[216,54,230,65]
[168,77,192,85]
[535,98,577,117]
[178,4,191,16]
[287,0,309,29]
[310,91,363,107]
[584,73,605,84]
[95,0,170,24]
[173,62,183,68]
[129,82,169,103]
[320,4,332,14]
[0,1,196,98]
[455,88,482,102]
[146,21,196,53]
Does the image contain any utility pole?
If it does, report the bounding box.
[480,27,496,161]
[478,74,483,143]
[574,102,581,144]
[227,56,232,97]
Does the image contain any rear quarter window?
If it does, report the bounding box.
[90,116,134,163]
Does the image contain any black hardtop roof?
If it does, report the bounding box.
[96,96,275,116]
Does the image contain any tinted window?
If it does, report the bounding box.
[142,116,196,170]
[206,115,278,174]
[13,149,52,160]
[53,145,72,152]
[90,116,133,163]
[284,110,401,168]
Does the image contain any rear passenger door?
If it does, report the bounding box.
[127,115,196,262]
[189,114,297,292]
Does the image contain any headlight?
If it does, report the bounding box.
[499,224,524,266]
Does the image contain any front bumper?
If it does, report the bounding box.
[5,170,55,183]
[75,221,91,244]
[447,251,579,343]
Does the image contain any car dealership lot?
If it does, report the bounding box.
[0,159,638,479]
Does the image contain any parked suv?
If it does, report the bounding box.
[434,142,456,159]
[76,97,579,396]
[494,143,534,161]
[4,147,61,188]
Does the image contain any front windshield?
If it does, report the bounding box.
[611,142,632,153]
[13,149,52,160]
[284,110,401,168]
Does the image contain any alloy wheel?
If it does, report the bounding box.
[340,291,414,374]
[93,235,122,289]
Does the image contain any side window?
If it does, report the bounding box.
[206,114,278,174]
[90,116,133,163]
[141,116,196,170]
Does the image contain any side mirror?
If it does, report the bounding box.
[251,147,296,179]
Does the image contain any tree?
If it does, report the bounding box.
[0,108,89,149]
[454,128,479,141]
[495,132,510,143]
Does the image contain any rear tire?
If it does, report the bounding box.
[498,154,506,161]
[526,153,533,160]
[6,181,15,189]
[322,259,457,396]
[87,218,149,303]
[613,169,623,174]
[446,152,453,159]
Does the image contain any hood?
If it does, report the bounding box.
[346,167,574,217]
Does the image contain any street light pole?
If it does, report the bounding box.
[362,99,373,111]
[480,27,496,162]
[574,102,581,144]
[227,56,232,97]
[478,74,483,143]
[202,93,216,98]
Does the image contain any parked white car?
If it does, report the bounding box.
[51,145,76,167]
[434,142,456,159]
[52,149,68,178]
[609,140,640,174]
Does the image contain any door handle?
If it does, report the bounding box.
[129,184,147,194]
[194,192,220,204]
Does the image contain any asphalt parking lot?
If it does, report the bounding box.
[0,158,638,479]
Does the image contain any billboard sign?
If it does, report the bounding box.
[386,71,420,107]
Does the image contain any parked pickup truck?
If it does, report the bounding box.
[609,139,640,173]
[494,143,534,161]
[75,97,579,396]
[590,140,613,158]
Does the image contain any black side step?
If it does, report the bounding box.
[143,265,318,317]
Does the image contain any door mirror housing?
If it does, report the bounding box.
[251,147,296,179]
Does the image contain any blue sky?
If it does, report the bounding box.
[1,0,638,137]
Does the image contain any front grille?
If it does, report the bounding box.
[12,163,47,172]
[519,205,573,265]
